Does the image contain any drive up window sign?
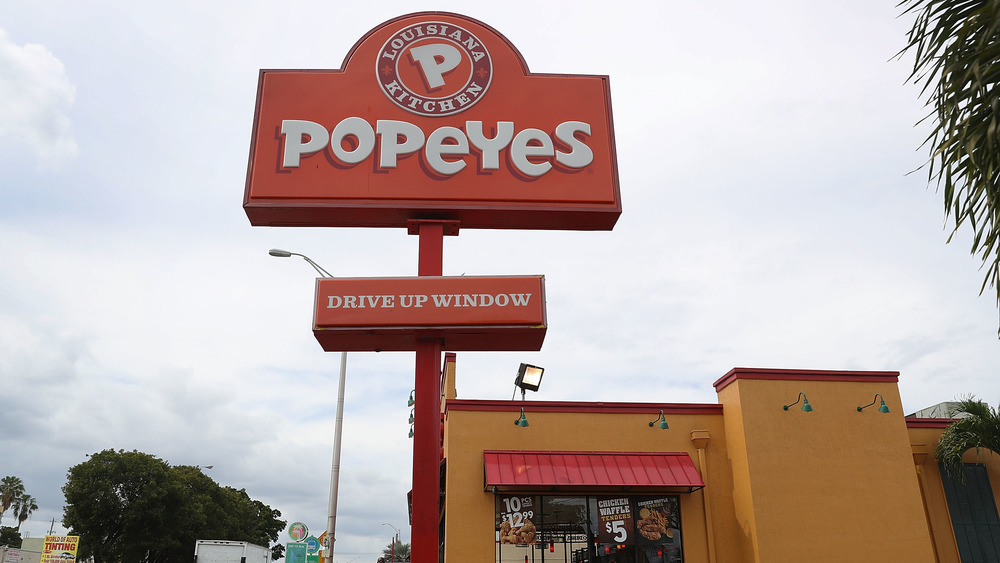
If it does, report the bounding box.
[312,275,546,351]
[244,11,621,231]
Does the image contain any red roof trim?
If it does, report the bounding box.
[905,418,956,429]
[712,368,900,392]
[483,450,705,492]
[446,399,721,416]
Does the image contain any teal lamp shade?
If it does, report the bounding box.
[648,410,669,429]
[783,392,812,412]
[514,408,529,427]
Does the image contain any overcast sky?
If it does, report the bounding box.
[2,0,998,560]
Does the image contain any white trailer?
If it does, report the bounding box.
[194,540,270,563]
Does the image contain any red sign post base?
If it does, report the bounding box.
[411,220,446,562]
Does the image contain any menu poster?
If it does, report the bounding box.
[596,496,635,545]
[632,496,679,545]
[496,494,537,545]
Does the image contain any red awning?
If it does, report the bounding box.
[483,450,705,492]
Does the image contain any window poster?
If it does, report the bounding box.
[596,495,635,545]
[496,494,537,545]
[633,496,680,545]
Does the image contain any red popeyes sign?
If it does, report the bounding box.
[313,276,546,351]
[244,12,621,230]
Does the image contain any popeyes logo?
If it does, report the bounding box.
[244,12,621,230]
[377,21,492,117]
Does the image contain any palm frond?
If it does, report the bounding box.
[899,0,1000,326]
[936,395,1000,481]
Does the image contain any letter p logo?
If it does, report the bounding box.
[408,44,462,90]
[378,21,493,117]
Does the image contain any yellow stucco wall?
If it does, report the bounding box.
[716,373,935,562]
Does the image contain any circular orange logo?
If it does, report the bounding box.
[376,21,492,117]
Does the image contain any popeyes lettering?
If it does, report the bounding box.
[281,119,593,178]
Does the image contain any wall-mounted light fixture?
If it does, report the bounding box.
[648,410,669,429]
[408,408,415,424]
[782,392,813,412]
[514,407,530,427]
[408,424,414,438]
[513,363,544,400]
[857,393,890,413]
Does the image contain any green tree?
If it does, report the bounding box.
[62,449,285,562]
[0,476,25,526]
[11,494,37,532]
[382,538,410,561]
[936,397,1000,481]
[63,449,180,562]
[0,526,21,548]
[900,0,1000,321]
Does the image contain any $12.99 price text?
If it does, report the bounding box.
[499,496,534,527]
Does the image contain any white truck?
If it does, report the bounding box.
[194,540,270,563]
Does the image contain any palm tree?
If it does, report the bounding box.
[899,0,1000,325]
[381,539,410,561]
[0,476,25,526]
[12,494,38,532]
[936,397,1000,482]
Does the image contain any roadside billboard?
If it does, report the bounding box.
[40,536,78,563]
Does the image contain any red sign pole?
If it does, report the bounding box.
[411,220,450,562]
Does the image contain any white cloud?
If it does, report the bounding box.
[0,29,76,164]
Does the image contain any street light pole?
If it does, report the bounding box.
[269,248,346,561]
[327,350,347,559]
[381,523,400,561]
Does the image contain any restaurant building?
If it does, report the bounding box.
[437,363,998,562]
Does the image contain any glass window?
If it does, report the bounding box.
[494,494,684,563]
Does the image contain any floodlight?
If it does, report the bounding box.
[515,363,544,393]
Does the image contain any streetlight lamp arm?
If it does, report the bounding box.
[300,255,334,278]
[268,248,334,278]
